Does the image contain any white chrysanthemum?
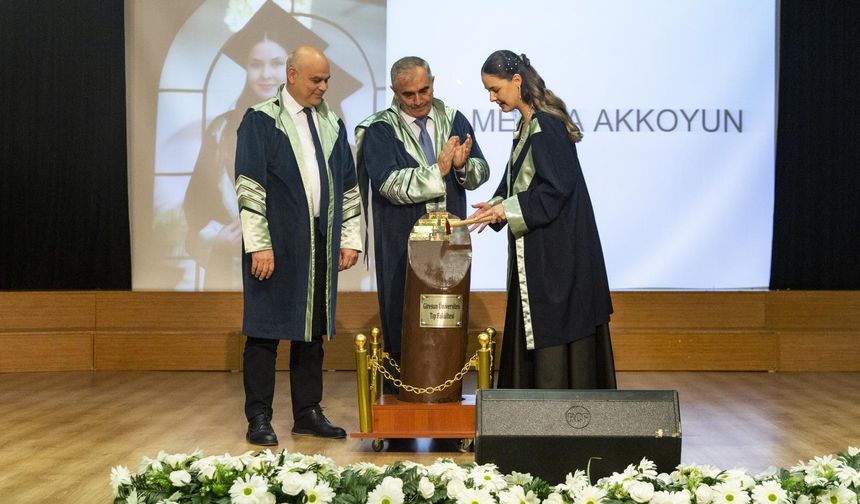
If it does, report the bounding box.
[419,476,436,499]
[692,465,724,479]
[169,469,191,487]
[669,489,692,504]
[402,460,426,473]
[721,469,756,490]
[816,487,856,504]
[505,471,534,486]
[755,467,780,480]
[543,492,566,504]
[696,484,715,504]
[218,453,247,471]
[140,456,164,473]
[572,485,605,504]
[237,451,258,469]
[795,495,812,504]
[455,487,496,504]
[155,499,179,504]
[806,455,843,484]
[282,458,311,472]
[307,453,338,471]
[606,471,631,489]
[248,456,268,474]
[163,453,188,468]
[125,488,142,504]
[447,478,468,499]
[637,458,659,478]
[564,470,591,496]
[257,449,278,463]
[351,462,385,475]
[276,470,316,496]
[470,466,507,491]
[110,465,133,497]
[229,473,275,504]
[713,481,751,504]
[498,485,540,504]
[651,490,675,504]
[196,463,217,481]
[805,473,829,487]
[750,480,788,504]
[835,465,860,487]
[430,460,470,482]
[848,447,859,457]
[628,481,655,503]
[367,476,405,504]
[619,464,640,479]
[306,479,336,504]
[670,469,688,486]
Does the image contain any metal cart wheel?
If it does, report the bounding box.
[371,438,385,452]
[457,438,473,452]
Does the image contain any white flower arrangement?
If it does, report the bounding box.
[110,447,860,504]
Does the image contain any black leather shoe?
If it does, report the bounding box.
[246,413,278,446]
[291,408,346,439]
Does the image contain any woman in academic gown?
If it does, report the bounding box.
[469,50,617,389]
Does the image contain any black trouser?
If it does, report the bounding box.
[243,221,327,422]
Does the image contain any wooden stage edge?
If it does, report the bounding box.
[1,290,859,372]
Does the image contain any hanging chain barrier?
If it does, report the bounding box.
[369,348,493,395]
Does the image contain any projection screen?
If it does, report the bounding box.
[127,0,776,291]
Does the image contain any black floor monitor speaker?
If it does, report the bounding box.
[475,389,681,484]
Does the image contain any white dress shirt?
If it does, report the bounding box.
[400,107,437,156]
[282,90,323,217]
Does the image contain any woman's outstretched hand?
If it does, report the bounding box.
[466,201,507,233]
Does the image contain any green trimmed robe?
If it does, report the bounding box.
[489,111,612,351]
[235,85,361,341]
[355,98,489,353]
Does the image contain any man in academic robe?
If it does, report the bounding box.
[235,46,361,445]
[355,56,489,370]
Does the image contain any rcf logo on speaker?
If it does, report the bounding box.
[565,405,591,429]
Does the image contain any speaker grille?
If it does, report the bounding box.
[478,390,680,437]
[475,389,682,483]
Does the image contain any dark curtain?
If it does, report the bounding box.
[0,1,131,290]
[770,2,860,289]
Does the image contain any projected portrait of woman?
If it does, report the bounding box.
[182,1,360,290]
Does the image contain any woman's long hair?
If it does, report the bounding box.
[481,50,582,142]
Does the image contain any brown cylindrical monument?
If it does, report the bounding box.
[398,211,471,403]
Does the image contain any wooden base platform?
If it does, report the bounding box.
[351,394,476,441]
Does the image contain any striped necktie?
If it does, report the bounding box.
[414,116,436,165]
[302,107,329,234]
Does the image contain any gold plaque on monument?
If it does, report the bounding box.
[419,294,463,328]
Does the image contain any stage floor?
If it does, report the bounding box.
[1,371,858,501]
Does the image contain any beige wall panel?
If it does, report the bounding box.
[767,291,860,330]
[465,292,507,332]
[94,332,241,370]
[2,291,858,372]
[611,331,778,371]
[0,292,95,331]
[609,291,767,330]
[0,332,93,372]
[332,292,381,335]
[778,331,860,371]
[96,292,242,331]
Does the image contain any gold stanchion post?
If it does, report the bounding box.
[486,327,496,388]
[477,332,491,390]
[354,333,372,433]
[370,327,382,401]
